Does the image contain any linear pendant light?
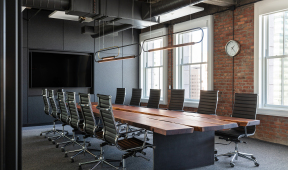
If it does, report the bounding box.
[142,27,204,53]
[95,43,142,63]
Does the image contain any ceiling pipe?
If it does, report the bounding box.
[22,0,70,11]
[142,0,204,20]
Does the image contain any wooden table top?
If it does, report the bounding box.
[76,102,260,136]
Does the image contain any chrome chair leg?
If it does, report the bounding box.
[59,131,90,152]
[215,142,260,167]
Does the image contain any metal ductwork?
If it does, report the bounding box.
[142,0,236,20]
[22,0,70,11]
[89,24,133,38]
[142,0,204,20]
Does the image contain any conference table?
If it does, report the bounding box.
[79,102,260,170]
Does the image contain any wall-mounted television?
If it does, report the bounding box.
[29,51,93,88]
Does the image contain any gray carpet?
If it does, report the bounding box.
[23,125,288,170]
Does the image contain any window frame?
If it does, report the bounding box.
[261,10,288,108]
[254,0,288,117]
[173,15,214,108]
[139,28,168,105]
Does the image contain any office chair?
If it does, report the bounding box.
[79,94,153,170]
[47,89,69,143]
[59,91,91,152]
[167,89,185,111]
[197,90,219,115]
[39,89,62,137]
[146,89,161,109]
[115,88,126,105]
[215,93,259,167]
[129,88,142,106]
[65,93,101,163]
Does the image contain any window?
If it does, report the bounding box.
[262,10,288,107]
[143,38,164,98]
[176,28,208,101]
[139,28,168,104]
[173,15,213,107]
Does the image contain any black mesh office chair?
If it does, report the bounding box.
[168,89,185,111]
[215,93,259,167]
[79,94,153,170]
[147,89,161,109]
[39,89,62,137]
[197,90,219,115]
[129,88,142,106]
[115,88,126,105]
[48,90,68,144]
[65,93,101,163]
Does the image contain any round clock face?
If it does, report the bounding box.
[225,40,240,57]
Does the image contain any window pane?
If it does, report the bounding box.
[285,11,288,55]
[267,58,282,105]
[145,68,163,98]
[191,30,202,63]
[203,28,208,62]
[146,39,163,67]
[182,32,192,64]
[201,64,208,90]
[182,65,201,100]
[268,12,284,56]
[284,58,288,105]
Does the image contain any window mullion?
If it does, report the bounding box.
[281,58,284,105]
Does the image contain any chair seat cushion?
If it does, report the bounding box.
[215,129,245,139]
[95,131,103,139]
[117,137,145,150]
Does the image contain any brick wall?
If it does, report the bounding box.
[141,3,288,146]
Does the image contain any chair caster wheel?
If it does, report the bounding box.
[255,162,259,167]
[44,136,47,138]
[61,147,65,152]
[215,157,219,161]
[76,136,80,140]
[52,141,55,145]
[230,163,235,167]
[48,138,51,141]
[251,156,256,159]
[56,144,59,148]
[71,158,74,163]
[40,133,42,136]
[228,155,232,157]
[64,153,68,157]
[119,162,123,166]
[88,143,91,147]
[146,138,150,141]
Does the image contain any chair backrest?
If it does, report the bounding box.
[97,94,117,145]
[197,90,219,115]
[232,93,258,134]
[129,88,142,106]
[66,92,81,129]
[147,89,161,109]
[115,88,126,105]
[57,91,70,124]
[79,93,97,135]
[48,89,59,119]
[42,89,50,115]
[168,89,185,111]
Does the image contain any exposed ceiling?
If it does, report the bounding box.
[22,0,260,38]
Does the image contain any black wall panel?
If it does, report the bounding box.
[63,20,95,52]
[28,10,64,50]
[28,96,54,125]
[22,10,139,125]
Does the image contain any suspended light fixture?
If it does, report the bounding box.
[142,0,204,53]
[142,27,204,52]
[95,0,140,63]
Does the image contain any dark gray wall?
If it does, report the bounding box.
[22,9,139,126]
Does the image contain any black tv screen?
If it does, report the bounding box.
[30,51,92,87]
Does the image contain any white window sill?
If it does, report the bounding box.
[183,101,199,108]
[257,107,288,118]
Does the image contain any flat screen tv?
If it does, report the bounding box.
[30,51,93,88]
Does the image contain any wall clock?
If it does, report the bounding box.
[225,40,240,57]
